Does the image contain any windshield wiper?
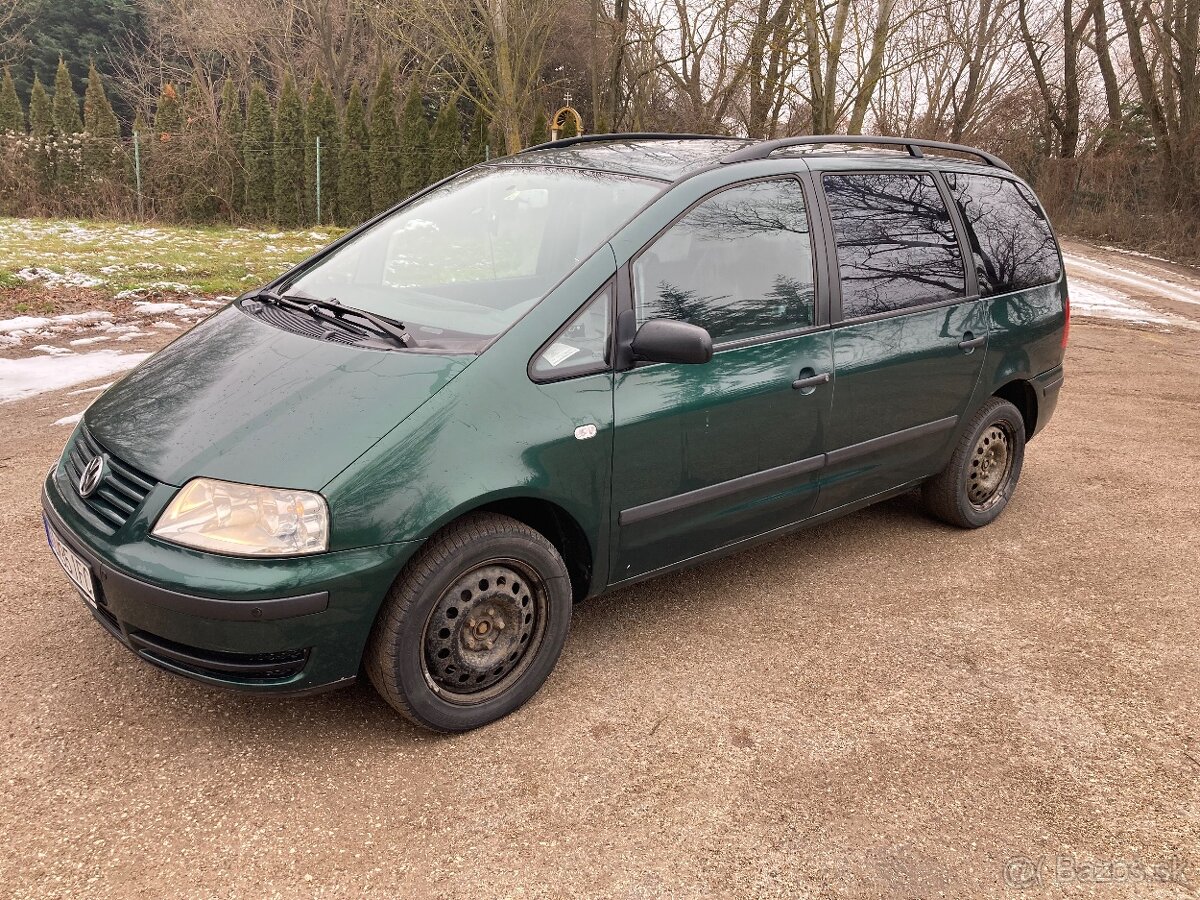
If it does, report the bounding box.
[252,289,412,348]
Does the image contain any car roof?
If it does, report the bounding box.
[492,137,753,181]
[494,134,1013,182]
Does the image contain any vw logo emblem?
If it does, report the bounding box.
[78,455,106,499]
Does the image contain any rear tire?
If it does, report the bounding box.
[365,512,572,732]
[923,397,1025,528]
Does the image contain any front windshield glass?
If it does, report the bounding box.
[283,165,661,351]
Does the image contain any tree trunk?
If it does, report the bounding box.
[1061,0,1080,157]
[606,0,628,130]
[848,0,895,134]
[1116,0,1172,156]
[1091,0,1124,152]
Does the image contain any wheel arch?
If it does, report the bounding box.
[993,378,1038,438]
[417,494,597,603]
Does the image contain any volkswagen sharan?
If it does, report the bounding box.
[42,134,1068,731]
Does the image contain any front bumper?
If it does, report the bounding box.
[42,468,417,695]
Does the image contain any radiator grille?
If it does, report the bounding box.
[65,425,156,532]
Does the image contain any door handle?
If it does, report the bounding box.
[958,333,986,352]
[792,371,831,391]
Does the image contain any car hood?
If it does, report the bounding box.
[85,306,471,490]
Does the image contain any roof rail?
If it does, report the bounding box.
[720,135,1012,171]
[519,133,745,154]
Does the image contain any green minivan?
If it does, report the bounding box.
[42,135,1068,731]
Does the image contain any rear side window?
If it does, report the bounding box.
[944,172,1061,295]
[634,179,815,344]
[824,172,965,318]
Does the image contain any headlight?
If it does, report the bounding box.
[152,478,329,556]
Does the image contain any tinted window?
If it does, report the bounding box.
[634,179,815,344]
[944,172,1061,295]
[824,172,965,317]
[531,283,611,379]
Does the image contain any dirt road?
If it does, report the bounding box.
[1061,238,1200,329]
[1,249,1198,898]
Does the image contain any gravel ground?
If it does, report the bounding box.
[1,292,1198,897]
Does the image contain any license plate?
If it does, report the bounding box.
[45,518,97,608]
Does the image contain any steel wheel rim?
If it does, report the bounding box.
[967,421,1014,510]
[421,558,548,704]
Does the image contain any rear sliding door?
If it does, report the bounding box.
[814,170,988,514]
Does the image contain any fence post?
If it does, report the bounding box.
[315,136,322,225]
[132,129,144,220]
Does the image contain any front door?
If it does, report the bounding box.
[609,177,833,582]
[814,170,988,513]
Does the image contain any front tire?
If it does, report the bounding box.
[365,512,572,732]
[923,397,1025,528]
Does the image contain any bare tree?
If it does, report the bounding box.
[391,0,564,153]
[1017,0,1093,156]
[1086,0,1125,152]
[743,0,806,137]
[134,0,392,104]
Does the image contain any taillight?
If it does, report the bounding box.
[1061,293,1070,349]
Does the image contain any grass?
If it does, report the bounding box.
[0,217,348,298]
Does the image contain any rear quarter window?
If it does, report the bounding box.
[943,172,1061,296]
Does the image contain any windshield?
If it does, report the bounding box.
[282,165,661,351]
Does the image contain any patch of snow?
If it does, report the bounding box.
[66,381,112,395]
[54,411,84,426]
[32,344,74,355]
[152,320,181,330]
[132,300,188,314]
[0,351,149,403]
[1094,245,1193,266]
[2,310,111,335]
[1068,281,1170,324]
[1065,254,1200,308]
[69,335,110,346]
[116,284,195,300]
[0,315,51,333]
[13,266,105,288]
[52,310,111,325]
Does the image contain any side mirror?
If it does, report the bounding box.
[630,318,713,365]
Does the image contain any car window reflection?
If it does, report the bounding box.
[824,172,965,317]
[634,179,816,344]
[944,172,1061,296]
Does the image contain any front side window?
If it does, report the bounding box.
[824,172,965,318]
[283,166,660,351]
[633,179,816,345]
[944,172,1061,296]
